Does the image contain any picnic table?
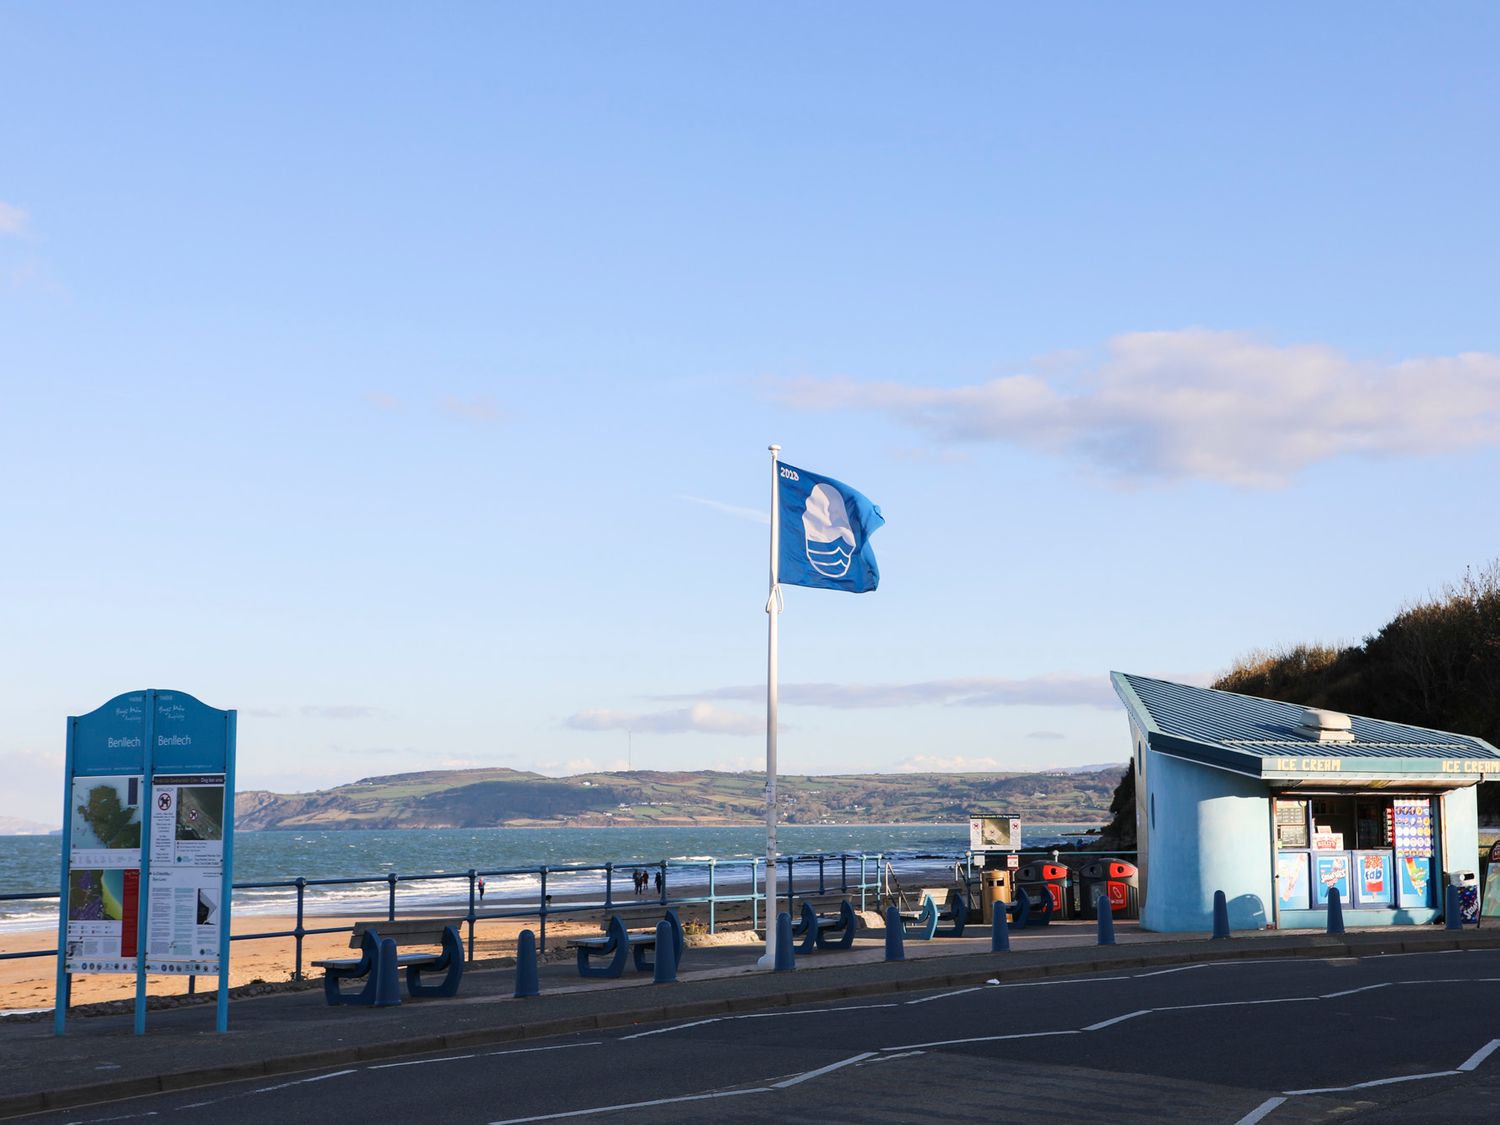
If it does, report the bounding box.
[312,918,464,1006]
[790,900,858,952]
[568,910,685,978]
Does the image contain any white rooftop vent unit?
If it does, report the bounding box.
[1300,707,1355,744]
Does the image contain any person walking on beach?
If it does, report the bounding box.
[654,870,664,897]
[478,876,486,902]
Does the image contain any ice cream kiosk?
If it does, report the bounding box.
[1112,673,1495,932]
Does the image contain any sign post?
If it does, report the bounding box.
[55,690,236,1036]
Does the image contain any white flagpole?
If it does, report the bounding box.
[758,443,783,969]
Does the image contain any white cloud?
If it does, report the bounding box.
[299,704,379,720]
[768,330,1500,487]
[0,201,28,237]
[245,704,379,719]
[894,753,1005,772]
[440,394,503,423]
[1026,730,1066,740]
[678,495,770,524]
[662,673,1119,711]
[566,703,763,736]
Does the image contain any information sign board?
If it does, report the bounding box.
[56,689,236,1035]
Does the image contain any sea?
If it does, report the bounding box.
[0,823,1097,935]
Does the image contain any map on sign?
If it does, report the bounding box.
[70,778,142,862]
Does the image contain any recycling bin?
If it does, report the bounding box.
[1079,859,1140,920]
[1016,862,1070,918]
[980,869,1013,923]
[1445,870,1479,924]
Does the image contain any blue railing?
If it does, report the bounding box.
[1,846,1137,983]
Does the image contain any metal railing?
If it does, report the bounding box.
[2,846,1138,984]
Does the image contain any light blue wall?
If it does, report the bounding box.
[1141,748,1273,932]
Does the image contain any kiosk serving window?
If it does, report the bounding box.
[1274,794,1436,914]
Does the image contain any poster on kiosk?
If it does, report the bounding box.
[55,690,236,1036]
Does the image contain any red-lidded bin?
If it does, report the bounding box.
[1079,859,1139,919]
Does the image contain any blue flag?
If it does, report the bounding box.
[777,462,884,593]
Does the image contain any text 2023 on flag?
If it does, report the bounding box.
[776,462,884,593]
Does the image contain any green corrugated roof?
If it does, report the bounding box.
[1112,672,1500,780]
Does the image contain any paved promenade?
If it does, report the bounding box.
[5,920,1500,1120]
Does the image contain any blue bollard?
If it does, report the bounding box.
[653,920,678,983]
[514,929,540,998]
[373,937,401,1007]
[1096,895,1115,945]
[1212,890,1231,939]
[774,912,796,972]
[1326,887,1345,935]
[1446,885,1463,931]
[991,904,1010,952]
[1012,887,1030,931]
[884,906,905,962]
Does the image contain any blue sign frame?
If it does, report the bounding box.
[55,690,236,1036]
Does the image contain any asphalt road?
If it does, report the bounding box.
[25,948,1500,1124]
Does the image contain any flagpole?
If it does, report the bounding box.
[758,443,782,969]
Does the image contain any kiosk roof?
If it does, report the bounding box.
[1112,672,1500,782]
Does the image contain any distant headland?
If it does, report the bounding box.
[233,766,1126,831]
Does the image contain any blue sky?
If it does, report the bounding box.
[4,4,1499,826]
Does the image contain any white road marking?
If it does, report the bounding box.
[1233,1096,1287,1125]
[482,1042,603,1058]
[906,987,982,1004]
[990,975,1132,988]
[771,1051,876,1088]
[619,1016,720,1040]
[1285,1069,1460,1095]
[369,1053,475,1069]
[885,1029,1081,1051]
[252,1069,357,1093]
[1320,983,1390,999]
[1458,1039,1500,1072]
[1152,997,1317,1013]
[619,1002,897,1039]
[489,1086,769,1123]
[868,1050,926,1063]
[1134,964,1205,978]
[1084,1010,1151,1030]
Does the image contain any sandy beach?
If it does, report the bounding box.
[0,896,769,1012]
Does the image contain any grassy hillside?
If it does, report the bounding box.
[234,766,1124,830]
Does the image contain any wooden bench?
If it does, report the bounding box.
[568,910,685,978]
[897,894,939,941]
[312,918,464,1006]
[790,900,857,952]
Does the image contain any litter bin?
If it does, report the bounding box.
[1079,859,1140,920]
[980,869,1013,923]
[1445,870,1479,924]
[1016,862,1070,918]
